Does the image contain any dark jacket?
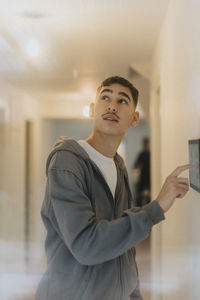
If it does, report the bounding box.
[134,151,150,192]
[35,137,165,300]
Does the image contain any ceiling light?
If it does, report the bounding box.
[82,106,90,118]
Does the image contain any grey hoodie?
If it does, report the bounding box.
[35,137,165,300]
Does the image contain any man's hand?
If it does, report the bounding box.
[156,164,195,213]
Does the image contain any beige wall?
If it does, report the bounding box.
[151,1,200,299]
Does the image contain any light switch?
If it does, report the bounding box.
[188,139,200,192]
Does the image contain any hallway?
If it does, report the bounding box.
[0,1,200,299]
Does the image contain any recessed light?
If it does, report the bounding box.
[82,106,90,118]
[22,11,45,19]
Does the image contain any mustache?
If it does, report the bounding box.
[102,112,120,120]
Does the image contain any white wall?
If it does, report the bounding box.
[0,81,42,299]
[151,1,200,299]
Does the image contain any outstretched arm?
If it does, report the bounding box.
[48,169,164,266]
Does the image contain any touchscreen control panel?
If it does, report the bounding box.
[188,139,200,192]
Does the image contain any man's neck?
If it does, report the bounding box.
[85,132,122,158]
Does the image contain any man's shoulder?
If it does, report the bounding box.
[49,149,85,172]
[46,138,89,177]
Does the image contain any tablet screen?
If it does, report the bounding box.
[188,139,200,192]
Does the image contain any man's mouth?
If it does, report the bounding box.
[103,114,119,122]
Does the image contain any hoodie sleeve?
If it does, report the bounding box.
[48,168,165,266]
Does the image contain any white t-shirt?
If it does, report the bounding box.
[78,140,117,198]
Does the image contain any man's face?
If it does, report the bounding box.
[90,83,139,138]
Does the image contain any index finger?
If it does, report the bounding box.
[170,164,195,177]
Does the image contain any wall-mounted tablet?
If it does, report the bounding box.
[188,139,200,192]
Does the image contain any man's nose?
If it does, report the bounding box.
[107,102,118,113]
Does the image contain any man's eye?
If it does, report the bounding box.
[101,95,109,100]
[119,99,128,104]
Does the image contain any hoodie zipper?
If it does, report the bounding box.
[113,163,124,298]
[87,158,124,298]
[118,256,124,299]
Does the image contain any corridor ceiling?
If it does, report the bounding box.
[0,0,169,95]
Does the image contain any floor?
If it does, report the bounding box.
[135,235,151,300]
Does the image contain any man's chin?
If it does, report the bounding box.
[96,128,124,138]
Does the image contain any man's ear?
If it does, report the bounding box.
[89,102,95,118]
[131,111,140,127]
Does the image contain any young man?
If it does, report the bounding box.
[36,76,193,300]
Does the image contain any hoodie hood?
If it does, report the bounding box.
[46,136,126,176]
[46,136,89,175]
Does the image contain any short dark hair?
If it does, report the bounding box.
[96,76,139,107]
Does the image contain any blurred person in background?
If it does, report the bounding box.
[133,137,150,207]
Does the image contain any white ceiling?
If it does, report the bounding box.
[0,0,169,95]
